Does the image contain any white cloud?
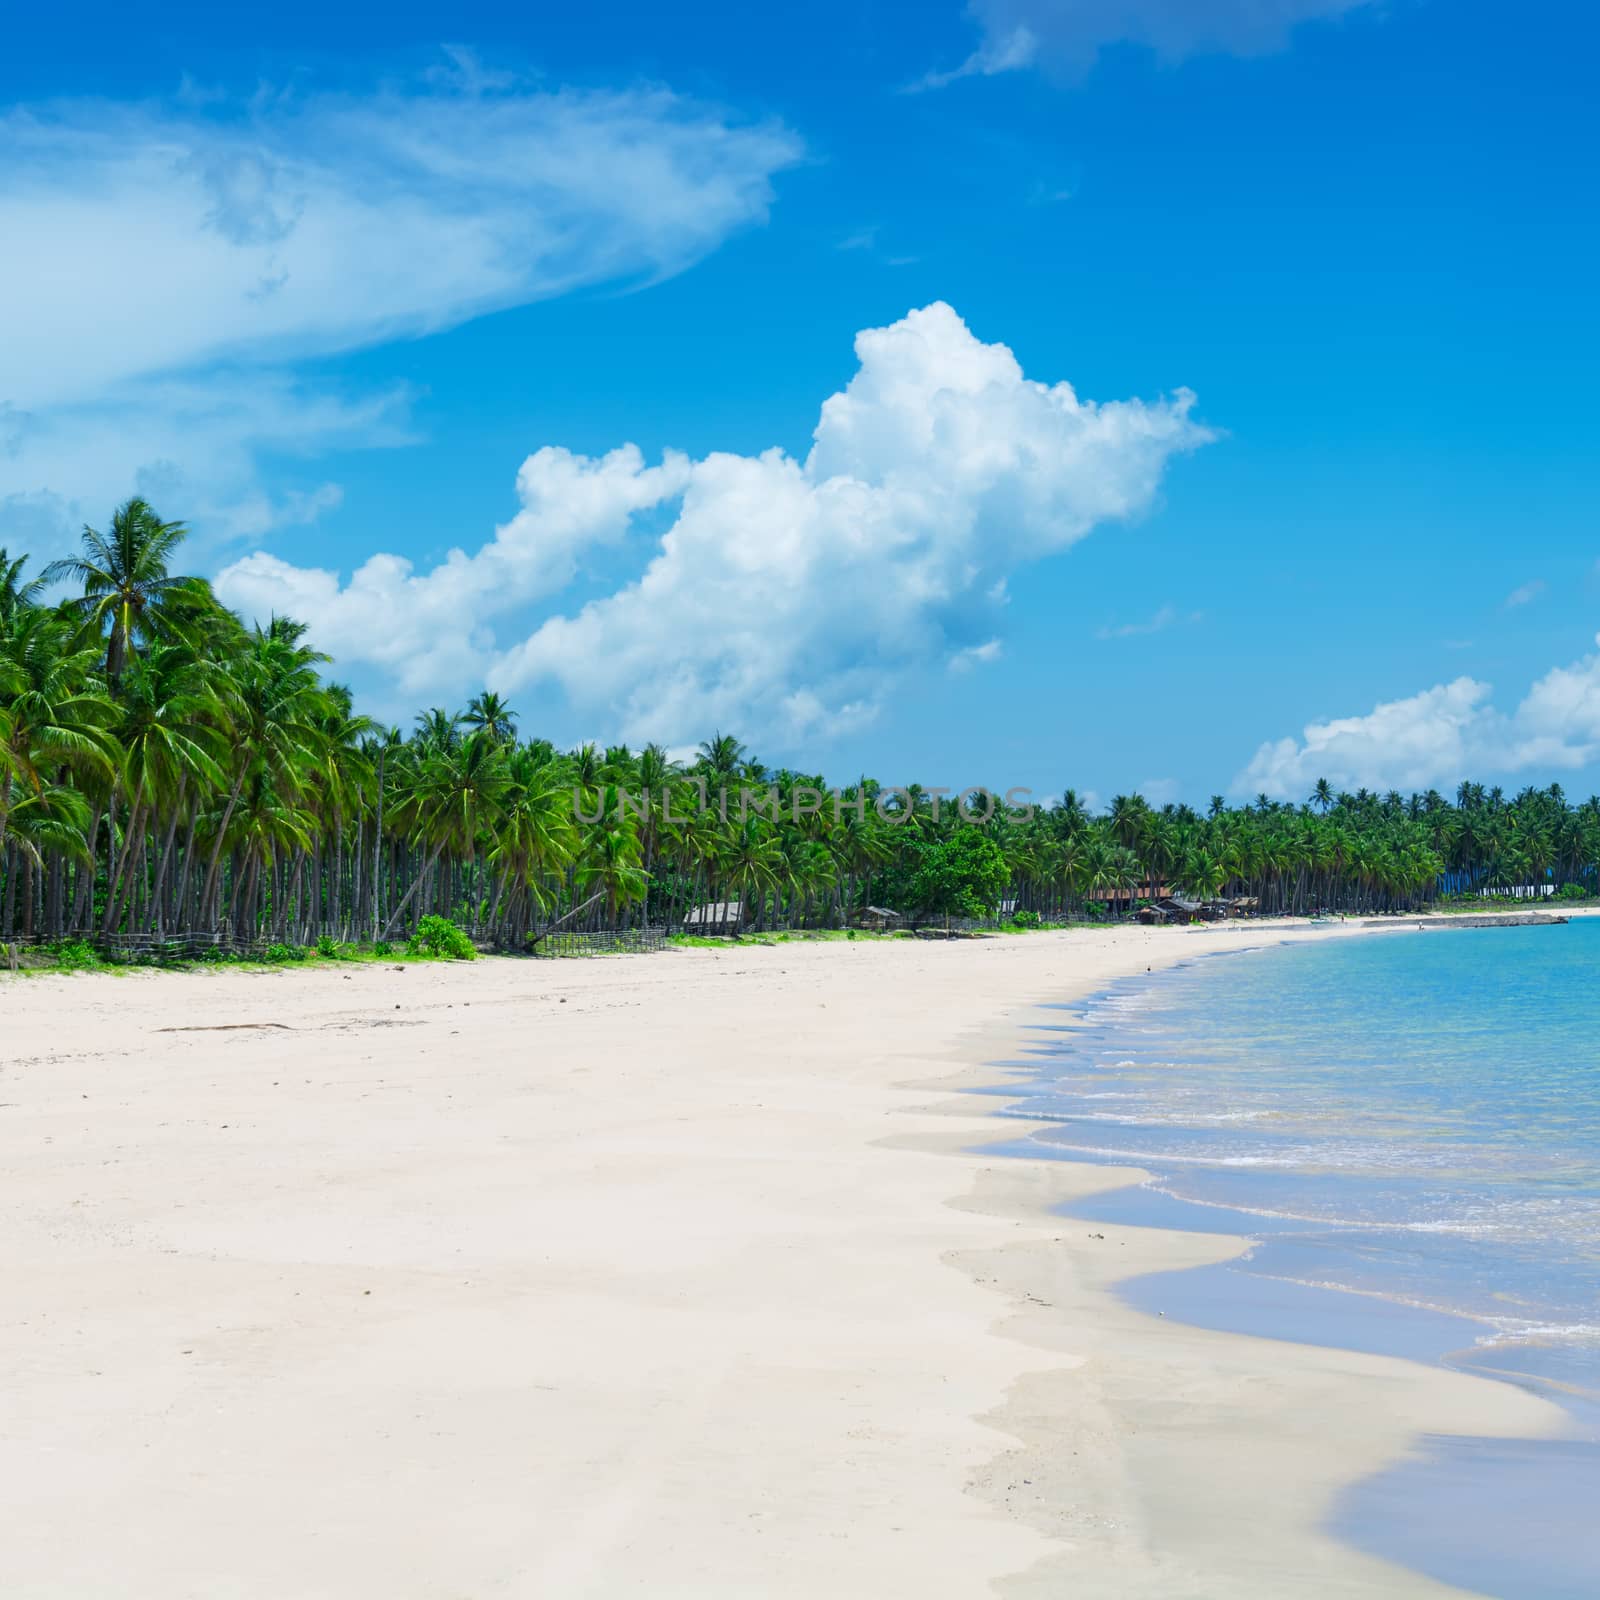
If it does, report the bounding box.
[2,72,799,410]
[1095,602,1202,639]
[949,638,1003,674]
[1236,637,1600,797]
[1,373,409,560]
[1505,579,1546,608]
[919,0,1377,86]
[0,64,800,547]
[221,302,1212,739]
[218,444,691,698]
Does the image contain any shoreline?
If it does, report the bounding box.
[922,923,1589,1596]
[0,922,1579,1595]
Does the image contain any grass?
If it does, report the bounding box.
[9,912,1123,976]
[667,928,898,949]
[3,923,486,977]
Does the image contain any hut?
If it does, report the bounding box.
[855,906,903,933]
[1159,896,1226,923]
[681,900,748,935]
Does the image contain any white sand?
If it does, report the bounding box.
[0,925,1567,1596]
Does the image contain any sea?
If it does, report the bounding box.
[985,918,1600,1599]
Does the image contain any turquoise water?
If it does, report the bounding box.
[988,921,1600,1595]
[997,922,1600,1405]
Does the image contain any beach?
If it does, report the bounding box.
[0,927,1569,1597]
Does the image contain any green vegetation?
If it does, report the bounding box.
[43,935,102,969]
[3,505,1600,970]
[902,829,1010,922]
[406,915,476,960]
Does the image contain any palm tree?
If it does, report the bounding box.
[43,499,210,683]
[13,504,1600,946]
[697,732,746,784]
[413,706,461,753]
[723,816,782,927]
[577,797,649,927]
[0,549,46,624]
[463,691,518,744]
[381,732,510,940]
[490,749,576,935]
[101,642,226,934]
[0,607,117,860]
[197,628,326,932]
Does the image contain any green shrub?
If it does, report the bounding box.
[46,936,102,970]
[373,940,393,958]
[315,933,341,958]
[406,915,476,961]
[263,942,309,964]
[1011,909,1040,928]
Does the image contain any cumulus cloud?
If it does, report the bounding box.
[219,445,691,698]
[220,302,1212,739]
[1236,639,1600,797]
[0,63,799,546]
[918,0,1377,86]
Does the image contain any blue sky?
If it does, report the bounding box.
[4,0,1598,803]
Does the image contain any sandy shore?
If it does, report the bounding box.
[0,924,1569,1596]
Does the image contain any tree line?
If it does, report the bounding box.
[3,501,1598,949]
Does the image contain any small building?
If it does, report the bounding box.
[855,905,903,932]
[1136,904,1171,925]
[1159,896,1226,923]
[682,900,747,935]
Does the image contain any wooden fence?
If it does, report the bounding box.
[94,930,272,964]
[526,925,669,959]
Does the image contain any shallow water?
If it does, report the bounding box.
[991,920,1600,1596]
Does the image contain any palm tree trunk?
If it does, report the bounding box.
[380,840,446,941]
[103,788,148,935]
[200,768,247,930]
[148,780,187,936]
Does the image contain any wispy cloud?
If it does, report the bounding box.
[1505,579,1547,608]
[1095,603,1201,640]
[834,225,917,268]
[0,59,801,551]
[2,70,800,409]
[907,22,1039,91]
[914,0,1379,89]
[949,639,1003,674]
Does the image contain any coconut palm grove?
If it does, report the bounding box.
[2,501,1598,956]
